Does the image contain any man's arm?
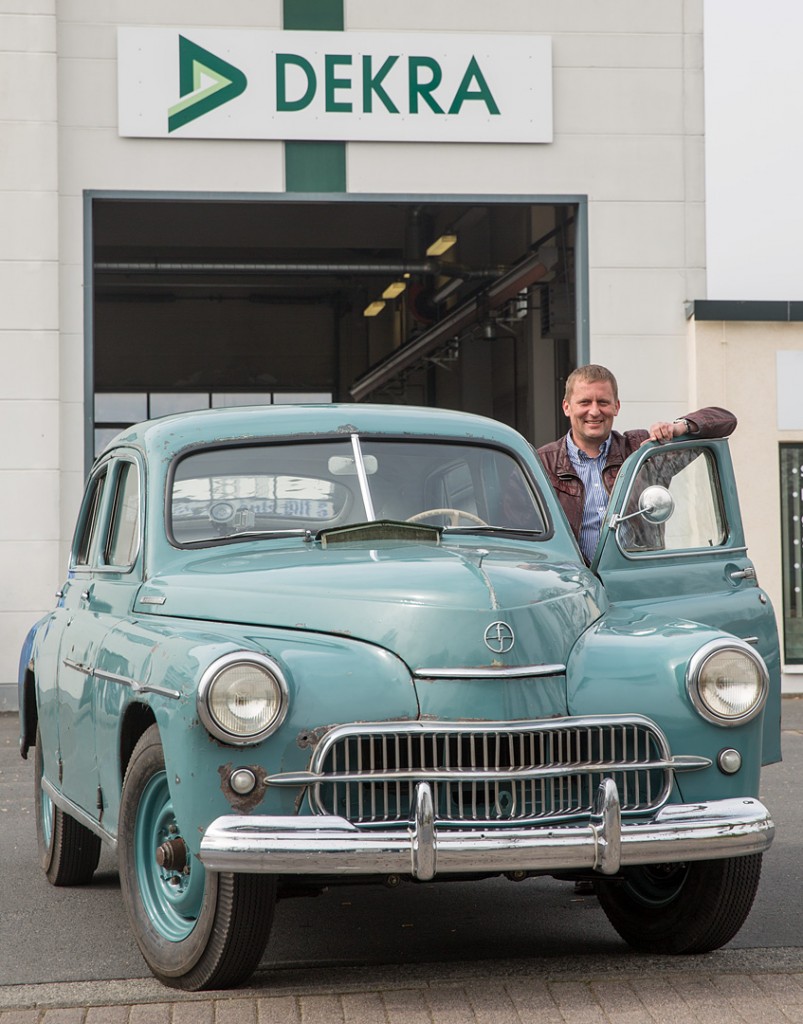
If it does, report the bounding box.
[645,406,737,444]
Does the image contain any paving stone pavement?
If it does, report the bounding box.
[3,954,803,1023]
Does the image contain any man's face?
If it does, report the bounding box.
[563,379,620,453]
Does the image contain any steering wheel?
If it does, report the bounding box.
[406,508,488,528]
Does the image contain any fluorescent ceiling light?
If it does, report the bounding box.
[426,234,457,257]
[382,281,407,299]
[363,300,386,317]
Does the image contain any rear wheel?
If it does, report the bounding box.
[595,855,762,954]
[35,726,101,886]
[118,725,276,990]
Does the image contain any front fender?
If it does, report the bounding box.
[566,606,765,802]
[101,618,419,856]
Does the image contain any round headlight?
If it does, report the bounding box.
[198,653,288,745]
[687,640,769,725]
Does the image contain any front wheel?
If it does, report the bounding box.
[595,854,763,954]
[118,725,276,990]
[35,726,101,886]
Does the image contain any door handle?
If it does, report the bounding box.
[730,567,756,581]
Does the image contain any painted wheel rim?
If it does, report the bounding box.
[40,782,54,851]
[133,770,205,941]
[622,863,689,908]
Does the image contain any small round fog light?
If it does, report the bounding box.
[230,768,257,795]
[717,748,742,774]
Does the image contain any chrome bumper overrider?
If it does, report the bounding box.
[198,779,774,881]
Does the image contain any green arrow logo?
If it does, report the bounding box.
[168,36,247,132]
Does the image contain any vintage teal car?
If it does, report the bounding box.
[19,404,780,990]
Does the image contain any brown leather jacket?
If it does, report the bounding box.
[536,407,737,543]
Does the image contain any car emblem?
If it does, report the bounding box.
[484,621,515,654]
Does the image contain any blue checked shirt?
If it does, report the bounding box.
[566,432,612,563]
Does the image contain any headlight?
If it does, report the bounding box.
[197,652,288,745]
[686,639,769,725]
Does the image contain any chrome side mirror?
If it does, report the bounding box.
[638,485,675,524]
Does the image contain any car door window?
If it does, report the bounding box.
[617,448,727,555]
[106,461,141,568]
[73,469,108,567]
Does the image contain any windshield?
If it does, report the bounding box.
[170,435,546,545]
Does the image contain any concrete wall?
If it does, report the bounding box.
[0,1,60,710]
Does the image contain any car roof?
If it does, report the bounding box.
[102,403,533,459]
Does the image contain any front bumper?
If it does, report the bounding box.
[199,779,774,881]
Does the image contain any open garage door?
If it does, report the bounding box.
[90,195,580,459]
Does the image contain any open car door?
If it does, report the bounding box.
[591,437,781,763]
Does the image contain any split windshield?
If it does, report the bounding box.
[170,435,546,545]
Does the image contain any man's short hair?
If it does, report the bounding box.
[564,364,619,402]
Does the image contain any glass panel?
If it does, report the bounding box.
[94,392,147,423]
[170,437,545,545]
[212,393,273,408]
[780,444,803,663]
[149,393,210,418]
[272,392,332,404]
[106,462,140,568]
[73,471,107,567]
[617,448,726,554]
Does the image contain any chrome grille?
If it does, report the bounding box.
[309,717,673,825]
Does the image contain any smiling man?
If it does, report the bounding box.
[537,364,737,563]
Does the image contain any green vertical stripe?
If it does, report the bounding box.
[283,0,343,30]
[283,0,346,192]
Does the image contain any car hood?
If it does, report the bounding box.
[138,541,605,672]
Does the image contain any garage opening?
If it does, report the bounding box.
[90,195,581,459]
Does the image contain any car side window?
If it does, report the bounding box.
[617,448,727,554]
[106,461,140,568]
[73,469,108,567]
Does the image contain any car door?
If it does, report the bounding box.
[56,455,142,821]
[591,437,781,763]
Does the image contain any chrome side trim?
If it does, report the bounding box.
[92,668,181,701]
[62,658,91,676]
[413,663,565,679]
[42,778,116,850]
[199,791,774,878]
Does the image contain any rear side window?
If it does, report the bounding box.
[106,461,140,567]
[73,470,107,567]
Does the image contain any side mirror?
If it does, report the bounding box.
[638,485,675,524]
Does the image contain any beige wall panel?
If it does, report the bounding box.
[615,400,693,434]
[555,69,684,135]
[60,469,85,564]
[0,540,60,610]
[590,268,689,337]
[0,263,59,331]
[684,201,706,268]
[0,471,59,538]
[346,0,685,33]
[1,192,59,260]
[0,401,59,470]
[553,34,683,68]
[684,135,706,203]
[0,52,56,120]
[59,333,84,409]
[0,123,58,190]
[0,12,56,49]
[348,135,686,201]
[59,56,116,128]
[593,335,688,411]
[58,130,284,196]
[57,0,281,25]
[589,203,686,268]
[58,400,85,480]
[59,263,85,337]
[0,332,58,400]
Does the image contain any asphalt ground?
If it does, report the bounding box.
[1,701,802,1022]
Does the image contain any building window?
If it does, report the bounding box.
[780,444,803,663]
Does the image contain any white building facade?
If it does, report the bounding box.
[4,0,799,709]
